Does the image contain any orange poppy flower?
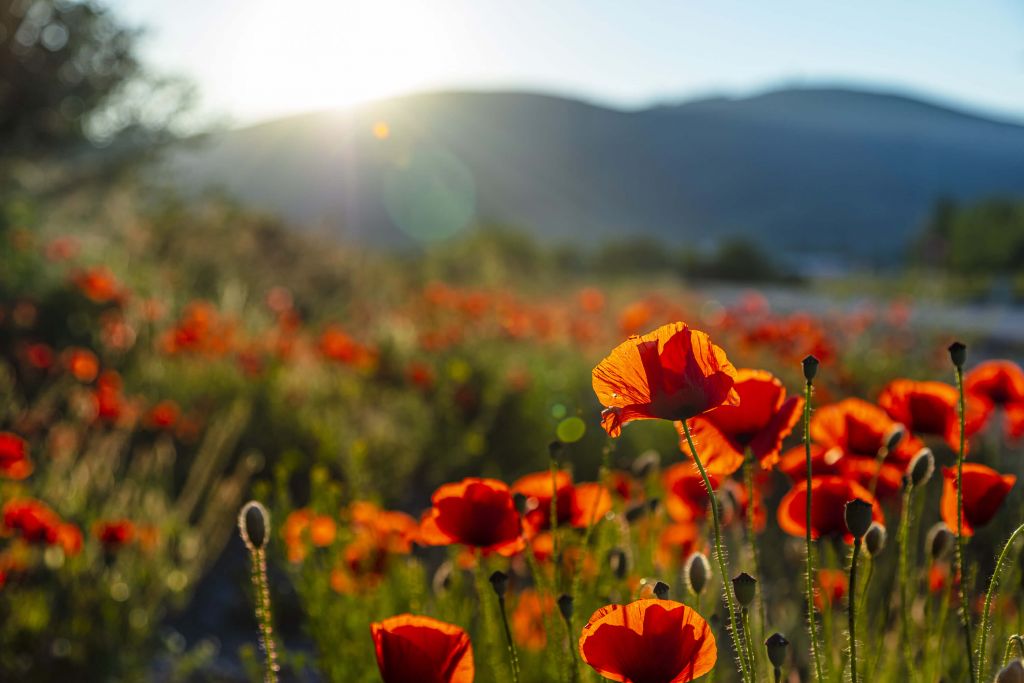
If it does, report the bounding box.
[777,445,903,501]
[0,432,32,480]
[681,369,803,472]
[592,322,739,437]
[777,476,882,542]
[656,522,703,569]
[965,360,1024,439]
[815,569,848,610]
[663,462,720,523]
[878,379,989,452]
[56,523,83,556]
[419,478,524,556]
[777,443,844,480]
[511,470,611,537]
[811,398,904,460]
[371,614,474,683]
[579,599,717,683]
[512,589,554,651]
[940,464,1016,537]
[64,348,99,383]
[72,266,121,303]
[145,400,180,430]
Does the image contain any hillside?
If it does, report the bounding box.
[166,87,1024,262]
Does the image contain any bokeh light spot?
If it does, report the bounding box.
[556,416,586,443]
[372,121,390,139]
[383,146,475,243]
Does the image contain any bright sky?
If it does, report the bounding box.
[110,0,1024,126]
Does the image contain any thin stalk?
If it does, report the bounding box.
[550,457,562,592]
[250,548,279,683]
[495,593,522,683]
[560,608,580,683]
[897,482,916,679]
[681,421,750,683]
[1003,634,1024,666]
[741,607,757,680]
[803,379,826,682]
[976,522,1024,681]
[772,665,782,683]
[848,537,862,683]
[743,453,768,646]
[953,364,977,683]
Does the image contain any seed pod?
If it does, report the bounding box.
[557,594,574,622]
[732,572,757,608]
[907,448,935,487]
[864,522,887,557]
[489,570,508,598]
[802,355,819,381]
[948,341,967,369]
[844,498,873,539]
[653,581,670,600]
[684,552,711,596]
[926,522,956,560]
[765,632,790,668]
[995,659,1024,683]
[238,501,270,551]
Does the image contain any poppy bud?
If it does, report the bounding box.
[432,561,454,594]
[802,355,819,381]
[684,552,711,596]
[948,341,967,369]
[765,632,789,668]
[632,449,661,478]
[884,424,906,452]
[926,523,955,560]
[548,440,564,462]
[557,593,574,622]
[238,501,270,551]
[653,581,671,600]
[607,547,628,580]
[907,448,935,487]
[844,498,873,539]
[489,570,508,598]
[864,522,887,557]
[647,497,661,515]
[625,501,650,524]
[995,659,1024,683]
[732,572,757,608]
[513,492,529,515]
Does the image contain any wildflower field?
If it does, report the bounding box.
[1,190,1022,683]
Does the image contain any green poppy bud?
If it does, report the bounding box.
[948,341,967,369]
[865,522,887,557]
[653,581,670,600]
[907,448,935,487]
[844,498,873,539]
[926,522,955,560]
[802,355,819,381]
[684,552,711,596]
[557,594,574,622]
[732,572,757,607]
[765,632,790,668]
[489,570,508,598]
[238,501,270,551]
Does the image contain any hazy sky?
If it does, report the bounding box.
[110,0,1024,126]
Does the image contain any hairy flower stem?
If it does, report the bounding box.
[953,364,977,683]
[976,522,1024,681]
[249,548,279,683]
[897,482,916,679]
[550,457,562,591]
[803,379,826,682]
[1003,635,1024,666]
[743,454,768,648]
[848,537,862,683]
[681,421,750,683]
[495,593,522,683]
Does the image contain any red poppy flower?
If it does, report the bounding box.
[940,464,1016,537]
[3,499,61,544]
[815,569,848,610]
[0,432,32,480]
[579,599,717,683]
[663,462,720,523]
[419,478,524,556]
[811,398,904,460]
[656,522,703,569]
[878,379,989,452]
[512,589,554,651]
[777,445,903,501]
[511,470,611,537]
[966,361,1024,440]
[777,476,882,542]
[95,519,135,549]
[680,369,803,473]
[371,614,474,683]
[777,443,844,480]
[593,322,740,437]
[146,400,181,430]
[72,266,121,303]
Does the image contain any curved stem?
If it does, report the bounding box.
[849,537,861,683]
[681,421,750,683]
[250,548,279,683]
[803,379,826,682]
[954,365,977,683]
[976,522,1024,681]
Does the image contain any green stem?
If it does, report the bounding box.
[849,537,861,683]
[743,454,768,650]
[550,457,562,592]
[976,522,1024,681]
[897,482,916,679]
[681,421,750,683]
[741,607,757,680]
[803,379,826,682]
[954,365,977,683]
[250,548,279,683]
[560,610,580,683]
[495,594,522,683]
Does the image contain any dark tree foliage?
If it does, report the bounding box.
[918,197,1024,275]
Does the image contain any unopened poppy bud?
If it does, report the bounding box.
[995,659,1024,683]
[802,355,819,381]
[907,448,935,487]
[684,552,711,596]
[238,501,270,551]
[885,424,905,452]
[926,522,955,560]
[625,501,650,524]
[432,561,454,594]
[607,547,628,580]
[865,522,887,557]
[844,498,873,539]
[732,572,757,607]
[632,449,661,478]
[489,570,508,598]
[548,440,564,462]
[653,581,670,600]
[557,593,574,622]
[513,492,529,515]
[948,341,967,369]
[647,497,661,515]
[765,632,789,668]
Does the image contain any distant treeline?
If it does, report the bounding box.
[916,197,1024,275]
